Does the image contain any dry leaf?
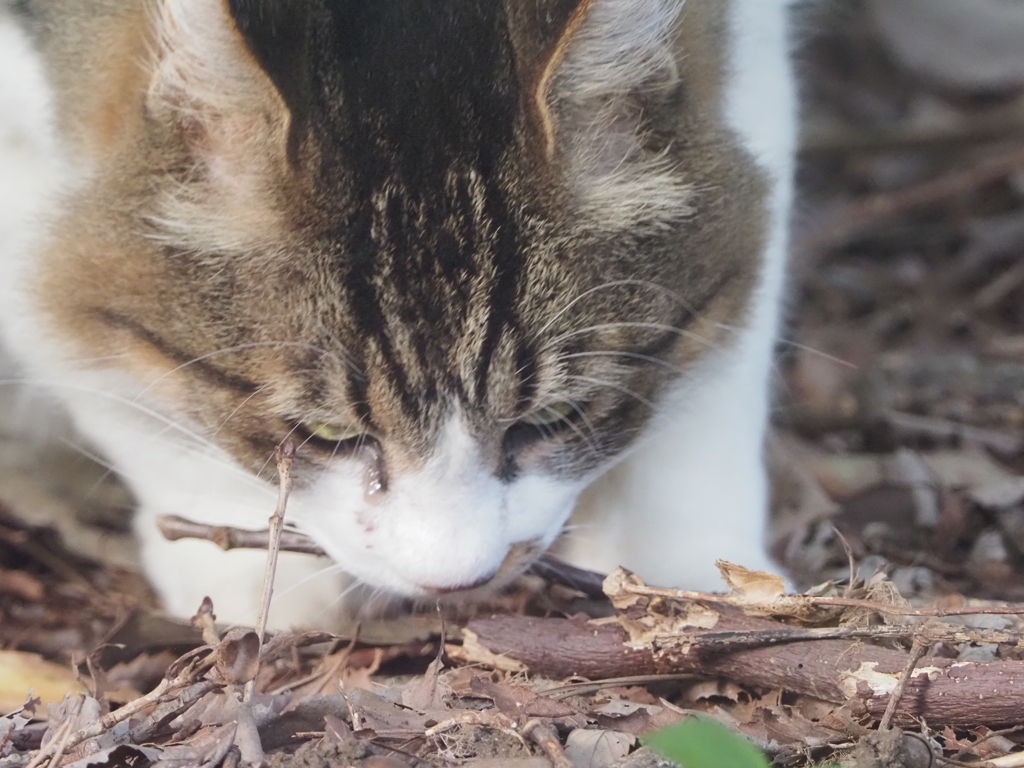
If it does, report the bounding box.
[0,650,86,711]
[402,653,447,712]
[565,729,635,768]
[207,629,260,685]
[469,676,582,722]
[602,568,720,646]
[448,631,528,673]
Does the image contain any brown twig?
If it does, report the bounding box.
[243,440,296,702]
[952,726,1024,761]
[521,719,575,768]
[191,597,221,646]
[684,623,1015,648]
[156,514,325,556]
[878,637,929,730]
[464,612,1024,727]
[622,581,1024,618]
[541,673,698,699]
[25,661,217,766]
[157,512,607,595]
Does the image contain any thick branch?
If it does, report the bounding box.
[464,611,1024,727]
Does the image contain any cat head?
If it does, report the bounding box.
[38,0,769,596]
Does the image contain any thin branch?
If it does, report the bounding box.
[683,624,1017,648]
[795,145,1024,258]
[243,440,296,702]
[521,719,575,768]
[878,636,929,730]
[542,674,699,700]
[621,582,1024,618]
[157,512,607,595]
[157,513,325,556]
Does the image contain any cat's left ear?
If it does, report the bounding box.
[145,0,294,179]
[144,0,307,252]
[519,0,692,228]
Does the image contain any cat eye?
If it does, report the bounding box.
[302,421,364,444]
[520,401,575,426]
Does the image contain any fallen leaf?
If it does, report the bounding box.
[470,676,582,722]
[0,651,86,711]
[61,743,161,768]
[565,729,635,768]
[717,563,788,605]
[402,653,447,712]
[0,568,44,602]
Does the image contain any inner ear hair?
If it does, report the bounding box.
[530,0,691,230]
[145,0,290,161]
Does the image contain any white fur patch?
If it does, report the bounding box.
[566,0,798,591]
[297,410,582,597]
[559,0,683,100]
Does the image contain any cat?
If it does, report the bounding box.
[0,0,797,629]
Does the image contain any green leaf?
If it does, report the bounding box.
[642,717,770,768]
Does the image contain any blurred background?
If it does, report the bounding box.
[773,0,1024,599]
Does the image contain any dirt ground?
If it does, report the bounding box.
[3,1,1024,767]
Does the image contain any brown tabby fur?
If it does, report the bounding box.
[25,0,767,491]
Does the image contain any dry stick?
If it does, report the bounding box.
[542,673,699,700]
[158,515,1024,620]
[243,440,296,703]
[952,726,1024,761]
[521,719,575,768]
[684,623,1015,648]
[465,613,1024,727]
[157,513,607,596]
[158,514,325,557]
[23,696,83,768]
[621,581,1024,618]
[988,753,1024,768]
[878,636,929,731]
[25,666,218,766]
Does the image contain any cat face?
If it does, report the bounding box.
[31,0,769,595]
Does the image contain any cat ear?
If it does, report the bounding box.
[534,0,692,228]
[146,0,291,174]
[144,0,301,253]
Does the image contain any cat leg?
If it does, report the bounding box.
[566,338,780,592]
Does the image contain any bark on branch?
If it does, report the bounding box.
[463,609,1024,727]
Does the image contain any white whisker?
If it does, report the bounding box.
[563,374,655,410]
[542,320,717,352]
[552,350,684,374]
[532,279,697,341]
